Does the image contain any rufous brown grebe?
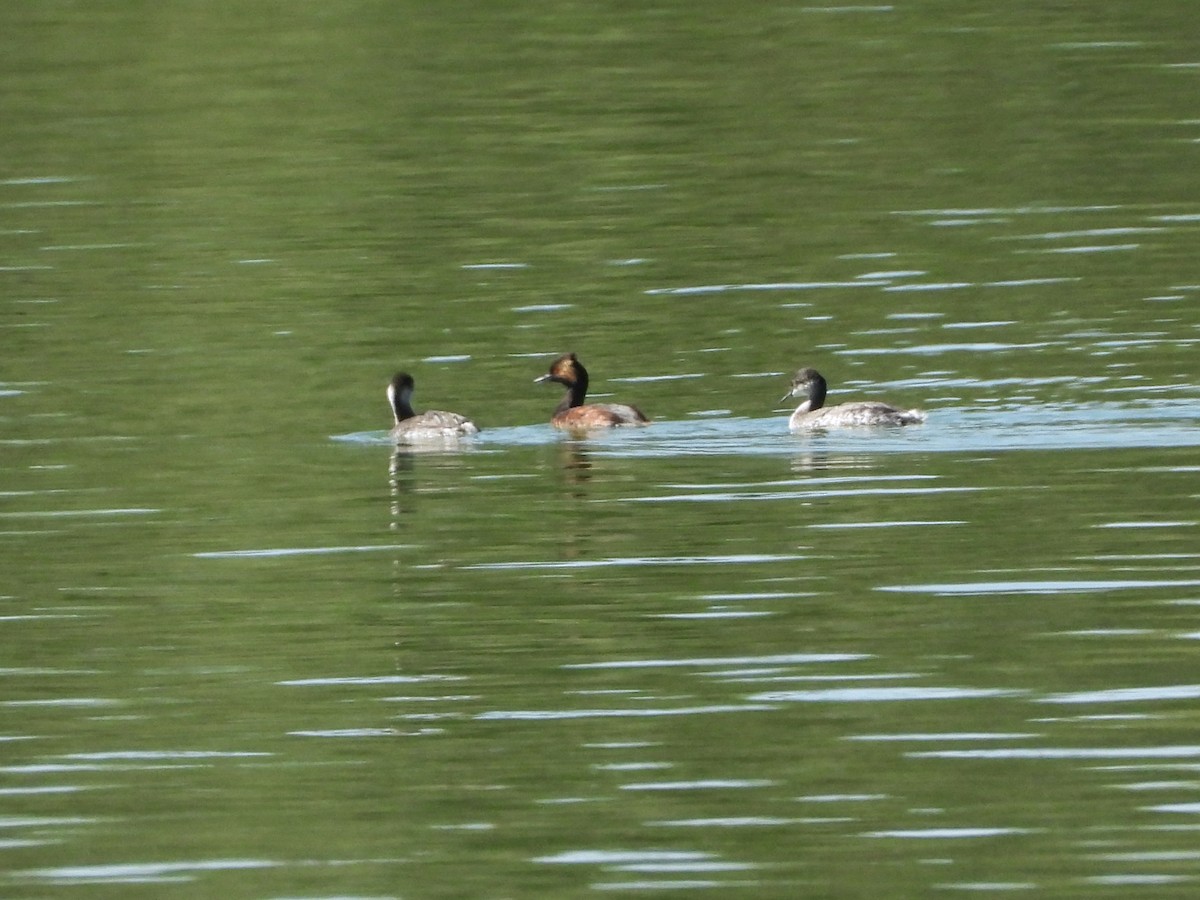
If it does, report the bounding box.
[535,353,650,430]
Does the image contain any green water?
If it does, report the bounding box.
[3,2,1200,897]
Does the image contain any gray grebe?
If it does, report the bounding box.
[535,352,650,429]
[783,368,926,430]
[387,372,479,441]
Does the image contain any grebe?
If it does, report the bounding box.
[535,352,650,429]
[387,372,479,441]
[783,368,926,430]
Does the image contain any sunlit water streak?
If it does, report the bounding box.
[750,687,1021,703]
[279,674,465,686]
[0,508,159,518]
[476,704,777,721]
[863,827,1034,839]
[13,857,402,886]
[538,848,764,892]
[333,397,1200,458]
[1040,685,1200,704]
[879,579,1200,596]
[564,653,870,669]
[847,733,1042,742]
[460,552,807,571]
[909,747,1200,760]
[194,544,411,559]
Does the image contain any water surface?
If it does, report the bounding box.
[3,2,1200,897]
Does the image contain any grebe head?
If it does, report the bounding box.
[534,352,587,391]
[782,368,827,411]
[387,372,416,423]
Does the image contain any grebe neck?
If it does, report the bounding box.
[559,365,589,411]
[802,374,827,411]
[387,382,416,424]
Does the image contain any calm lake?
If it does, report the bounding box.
[3,2,1200,897]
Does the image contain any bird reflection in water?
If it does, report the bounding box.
[556,439,594,492]
[387,444,471,528]
[388,450,417,527]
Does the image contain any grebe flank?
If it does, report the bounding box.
[783,368,926,430]
[535,352,650,430]
[387,372,480,441]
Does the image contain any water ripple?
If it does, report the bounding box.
[878,579,1200,596]
[536,850,713,865]
[0,508,158,518]
[615,487,977,504]
[288,728,402,738]
[195,544,411,559]
[278,674,463,686]
[461,553,806,571]
[15,859,280,885]
[1039,685,1200,704]
[646,281,889,296]
[476,704,775,721]
[865,827,1033,839]
[645,817,803,827]
[751,687,1020,702]
[621,779,776,791]
[566,653,869,670]
[910,746,1200,760]
[61,751,269,761]
[847,732,1040,742]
